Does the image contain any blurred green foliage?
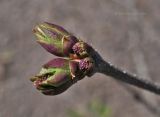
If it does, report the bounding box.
[67,100,111,117]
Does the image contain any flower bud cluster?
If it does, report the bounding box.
[31,22,94,95]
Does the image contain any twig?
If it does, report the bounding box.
[90,50,160,95]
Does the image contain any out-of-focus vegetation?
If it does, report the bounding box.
[67,100,111,117]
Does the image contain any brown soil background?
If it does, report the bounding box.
[0,0,160,117]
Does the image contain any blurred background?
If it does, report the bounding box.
[0,0,160,117]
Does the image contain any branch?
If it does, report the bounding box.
[96,59,160,95]
[88,50,160,95]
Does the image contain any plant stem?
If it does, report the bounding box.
[97,59,160,95]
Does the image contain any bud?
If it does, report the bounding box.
[30,58,91,95]
[33,22,78,57]
[79,57,94,75]
[72,41,92,58]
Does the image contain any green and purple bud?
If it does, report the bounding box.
[30,58,94,95]
[33,22,78,57]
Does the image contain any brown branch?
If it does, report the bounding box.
[91,50,160,95]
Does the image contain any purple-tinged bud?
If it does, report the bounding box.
[72,41,91,58]
[33,22,78,57]
[30,58,86,95]
[79,57,94,74]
